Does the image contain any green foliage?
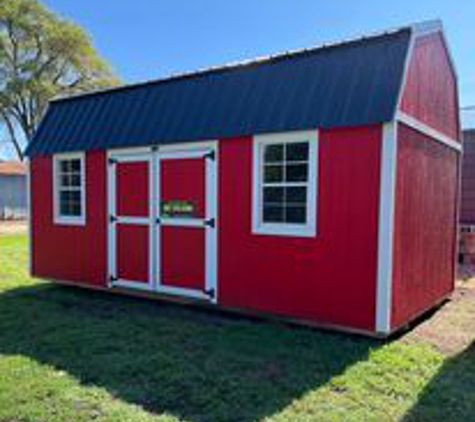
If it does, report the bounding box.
[0,234,474,422]
[0,0,120,158]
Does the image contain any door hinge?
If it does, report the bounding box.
[109,274,118,283]
[204,218,215,228]
[204,150,215,161]
[108,157,117,165]
[204,288,215,299]
[151,145,159,152]
[156,217,161,224]
[109,215,117,223]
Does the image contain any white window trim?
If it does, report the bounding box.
[252,130,318,237]
[53,152,86,226]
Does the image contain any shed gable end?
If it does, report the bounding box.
[400,32,459,140]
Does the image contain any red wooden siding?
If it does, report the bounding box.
[160,158,206,218]
[116,161,149,217]
[460,130,475,224]
[30,151,108,286]
[116,223,149,282]
[400,32,459,140]
[161,227,206,290]
[218,125,382,331]
[391,123,458,329]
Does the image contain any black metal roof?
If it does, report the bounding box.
[26,27,411,156]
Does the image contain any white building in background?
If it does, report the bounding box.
[0,161,27,219]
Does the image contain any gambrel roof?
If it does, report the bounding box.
[26,25,412,156]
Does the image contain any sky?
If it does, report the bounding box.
[2,0,475,158]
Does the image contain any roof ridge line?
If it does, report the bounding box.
[51,22,419,104]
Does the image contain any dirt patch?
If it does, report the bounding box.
[404,269,475,356]
[0,220,28,235]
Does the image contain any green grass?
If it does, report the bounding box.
[0,234,473,422]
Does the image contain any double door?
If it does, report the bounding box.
[107,143,217,302]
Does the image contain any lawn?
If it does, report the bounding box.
[0,234,474,422]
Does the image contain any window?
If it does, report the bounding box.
[253,131,317,237]
[53,153,86,225]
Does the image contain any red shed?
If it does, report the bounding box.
[26,21,460,337]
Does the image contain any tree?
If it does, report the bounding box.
[0,0,120,160]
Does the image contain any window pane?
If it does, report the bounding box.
[286,186,307,204]
[70,159,81,172]
[264,144,284,163]
[60,174,71,187]
[264,187,284,204]
[263,205,284,222]
[70,190,81,203]
[60,199,70,216]
[60,160,71,173]
[286,163,308,182]
[70,201,82,216]
[70,174,81,187]
[264,164,284,183]
[59,190,82,217]
[286,142,309,162]
[285,205,306,224]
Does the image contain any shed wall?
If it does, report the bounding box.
[218,125,382,331]
[400,32,459,140]
[391,123,458,329]
[30,151,108,284]
[29,125,383,332]
[460,129,475,224]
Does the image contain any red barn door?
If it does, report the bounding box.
[157,145,217,302]
[109,153,153,290]
[107,144,217,302]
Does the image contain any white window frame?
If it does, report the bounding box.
[252,130,318,237]
[53,152,86,225]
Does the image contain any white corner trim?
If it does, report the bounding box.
[376,122,398,335]
[395,26,417,113]
[397,111,462,152]
[52,152,87,226]
[252,130,318,238]
[26,158,32,275]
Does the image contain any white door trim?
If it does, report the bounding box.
[156,142,218,303]
[107,151,155,290]
[107,142,218,303]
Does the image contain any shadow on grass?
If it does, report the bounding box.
[0,283,377,422]
[402,342,475,422]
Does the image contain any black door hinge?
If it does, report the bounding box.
[108,157,117,165]
[156,217,161,224]
[204,218,215,228]
[151,145,159,152]
[204,288,215,299]
[204,150,215,161]
[109,215,117,223]
[109,274,118,283]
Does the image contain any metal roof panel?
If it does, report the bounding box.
[26,27,411,156]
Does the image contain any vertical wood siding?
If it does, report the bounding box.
[30,151,108,285]
[218,125,382,331]
[460,130,475,224]
[391,124,458,329]
[401,32,459,140]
